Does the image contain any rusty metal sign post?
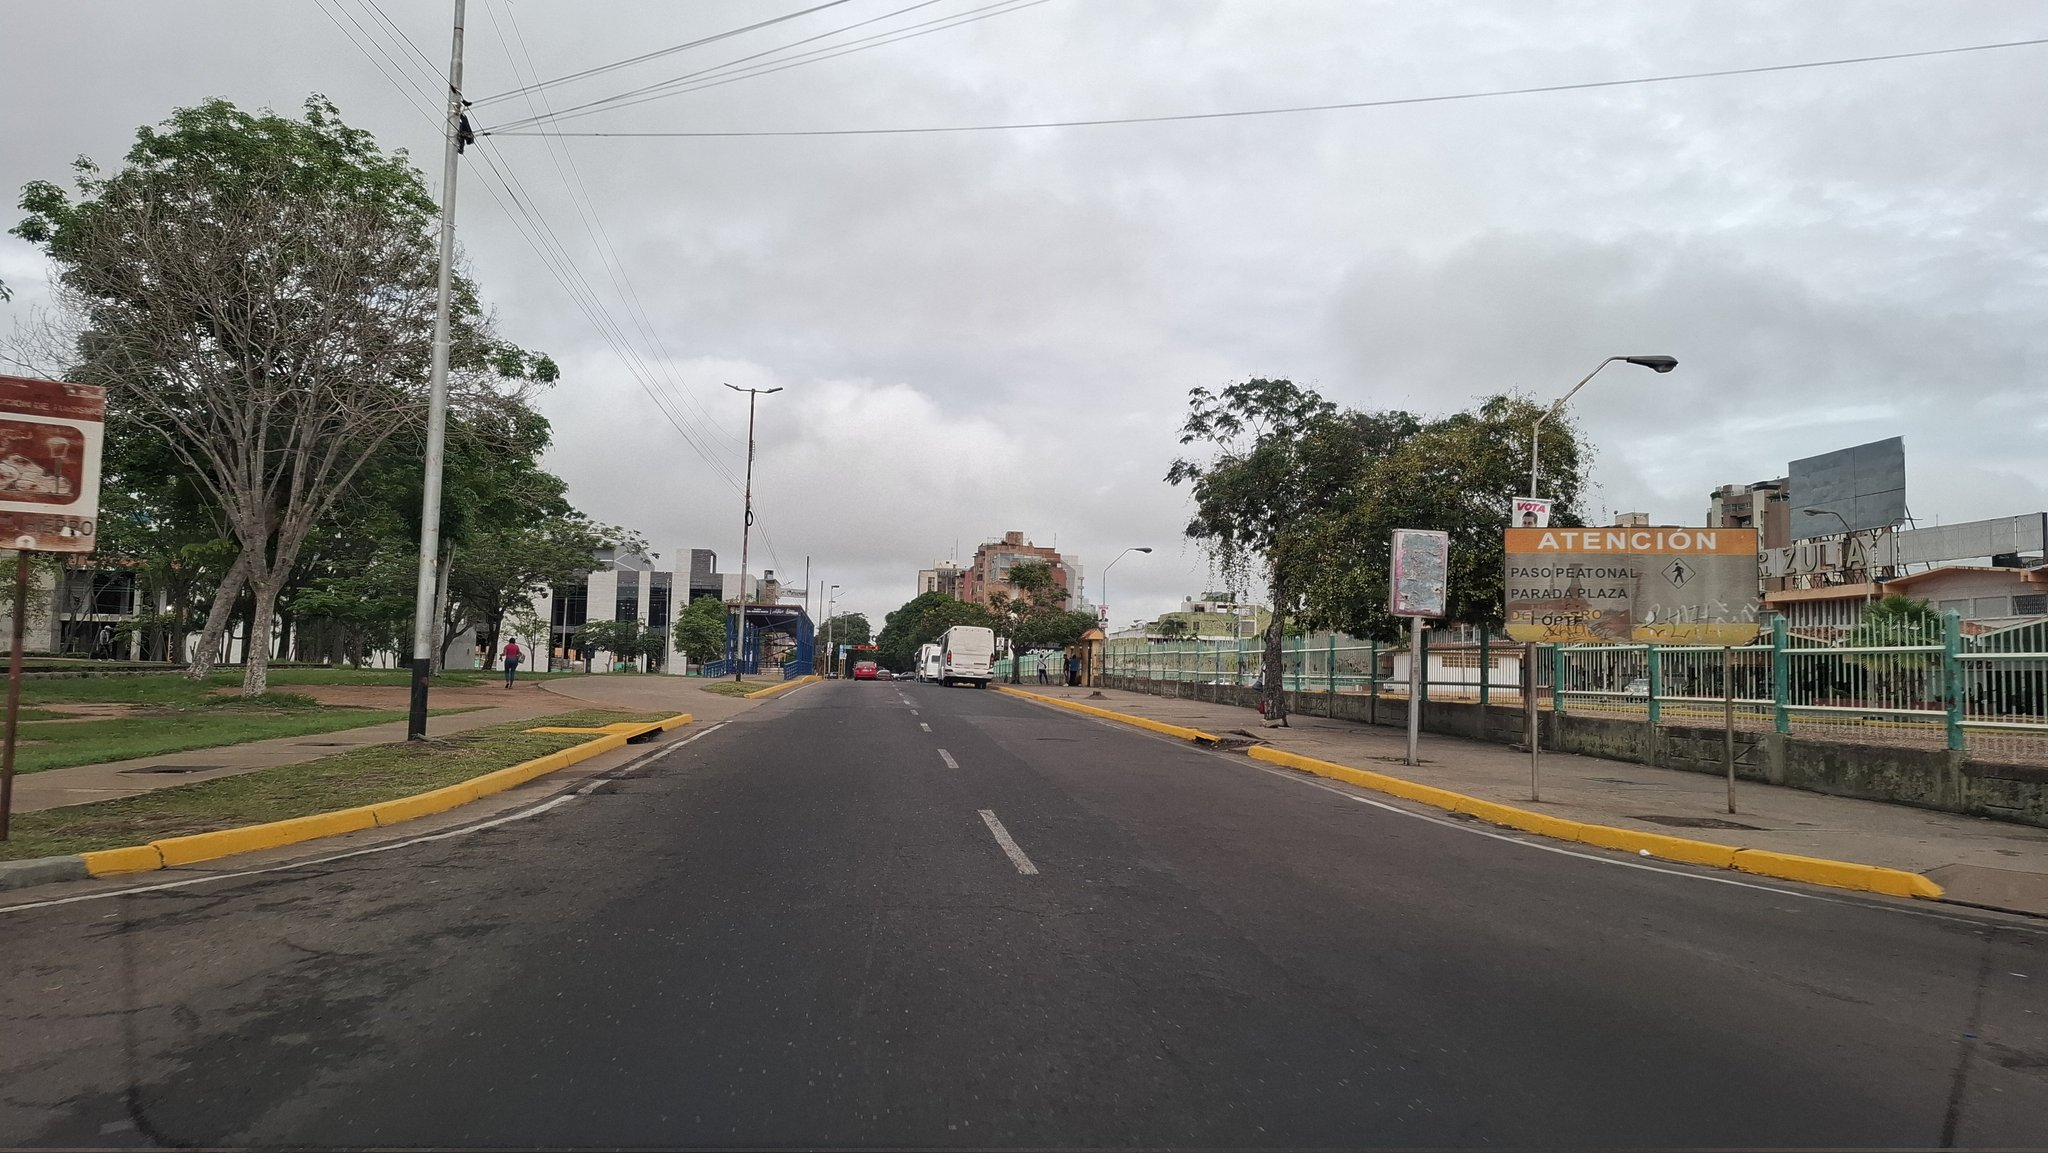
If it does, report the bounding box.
[0,376,106,840]
[1389,529,1450,767]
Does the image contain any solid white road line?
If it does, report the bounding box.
[937,748,959,769]
[2,722,733,915]
[978,809,1040,875]
[919,722,932,732]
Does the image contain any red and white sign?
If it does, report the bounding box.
[1510,496,1552,528]
[0,376,105,553]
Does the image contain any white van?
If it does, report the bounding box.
[938,625,995,688]
[918,643,943,683]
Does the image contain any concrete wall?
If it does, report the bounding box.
[1102,676,2048,829]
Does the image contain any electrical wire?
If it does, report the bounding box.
[321,0,747,492]
[471,0,862,108]
[488,0,749,457]
[487,35,2048,138]
[485,0,1028,133]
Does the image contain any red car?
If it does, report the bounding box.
[852,661,879,680]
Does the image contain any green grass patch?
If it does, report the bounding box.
[700,679,781,697]
[13,706,412,776]
[0,709,672,862]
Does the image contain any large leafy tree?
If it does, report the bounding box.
[672,594,730,670]
[990,560,1096,681]
[1285,394,1589,640]
[13,96,554,694]
[875,590,998,671]
[1167,380,1411,722]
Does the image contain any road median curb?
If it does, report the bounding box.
[1,712,695,891]
[995,685,1223,744]
[747,675,820,699]
[1245,745,1942,900]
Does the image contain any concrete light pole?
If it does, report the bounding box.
[725,383,782,681]
[407,0,468,741]
[823,585,840,677]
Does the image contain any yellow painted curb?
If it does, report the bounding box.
[77,715,696,879]
[994,685,1223,744]
[746,675,820,699]
[1245,745,1939,900]
[78,844,165,877]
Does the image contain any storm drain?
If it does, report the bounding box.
[119,764,223,775]
[1630,814,1764,831]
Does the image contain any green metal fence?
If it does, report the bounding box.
[1103,615,2048,764]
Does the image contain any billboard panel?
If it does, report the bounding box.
[1505,526,1760,645]
[0,376,105,553]
[1388,529,1449,618]
[1789,436,1906,538]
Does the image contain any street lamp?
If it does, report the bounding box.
[1099,546,1152,627]
[1528,356,1677,500]
[725,383,783,681]
[1802,508,1852,534]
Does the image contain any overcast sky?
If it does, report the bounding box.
[4,1,2044,629]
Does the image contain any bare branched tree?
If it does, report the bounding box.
[14,99,552,694]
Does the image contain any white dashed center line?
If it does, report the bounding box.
[978,810,1039,875]
[937,748,959,769]
[919,722,932,732]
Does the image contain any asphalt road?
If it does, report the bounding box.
[2,678,2044,1148]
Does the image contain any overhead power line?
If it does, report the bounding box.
[485,0,1026,134]
[319,0,747,492]
[485,35,2048,138]
[472,0,861,108]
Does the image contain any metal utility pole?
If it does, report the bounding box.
[725,384,782,681]
[407,0,467,741]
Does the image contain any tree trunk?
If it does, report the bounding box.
[184,551,251,679]
[1261,580,1288,726]
[430,544,455,674]
[241,575,284,696]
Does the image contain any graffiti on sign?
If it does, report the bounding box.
[1504,526,1759,644]
[1388,529,1450,618]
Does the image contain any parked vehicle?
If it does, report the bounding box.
[938,625,995,688]
[853,661,879,681]
[877,669,895,680]
[918,643,943,683]
[1623,677,1650,698]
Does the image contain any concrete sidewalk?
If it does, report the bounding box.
[1006,682,2048,916]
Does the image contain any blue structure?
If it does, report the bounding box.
[718,604,814,679]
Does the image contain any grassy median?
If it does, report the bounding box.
[700,679,782,697]
[0,708,671,862]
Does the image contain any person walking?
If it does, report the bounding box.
[1036,652,1050,685]
[501,637,524,688]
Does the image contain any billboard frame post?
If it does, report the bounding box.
[1406,616,1423,766]
[1771,616,1790,734]
[1526,640,1541,802]
[1722,645,1737,814]
[1,550,30,840]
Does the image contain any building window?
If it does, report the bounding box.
[616,570,640,622]
[2015,594,2046,617]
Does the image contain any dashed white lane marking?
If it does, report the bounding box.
[978,809,1040,875]
[1,723,732,915]
[937,748,959,769]
[920,722,932,732]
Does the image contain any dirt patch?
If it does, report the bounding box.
[206,684,516,709]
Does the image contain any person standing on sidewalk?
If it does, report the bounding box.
[502,637,524,687]
[1036,653,1050,684]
